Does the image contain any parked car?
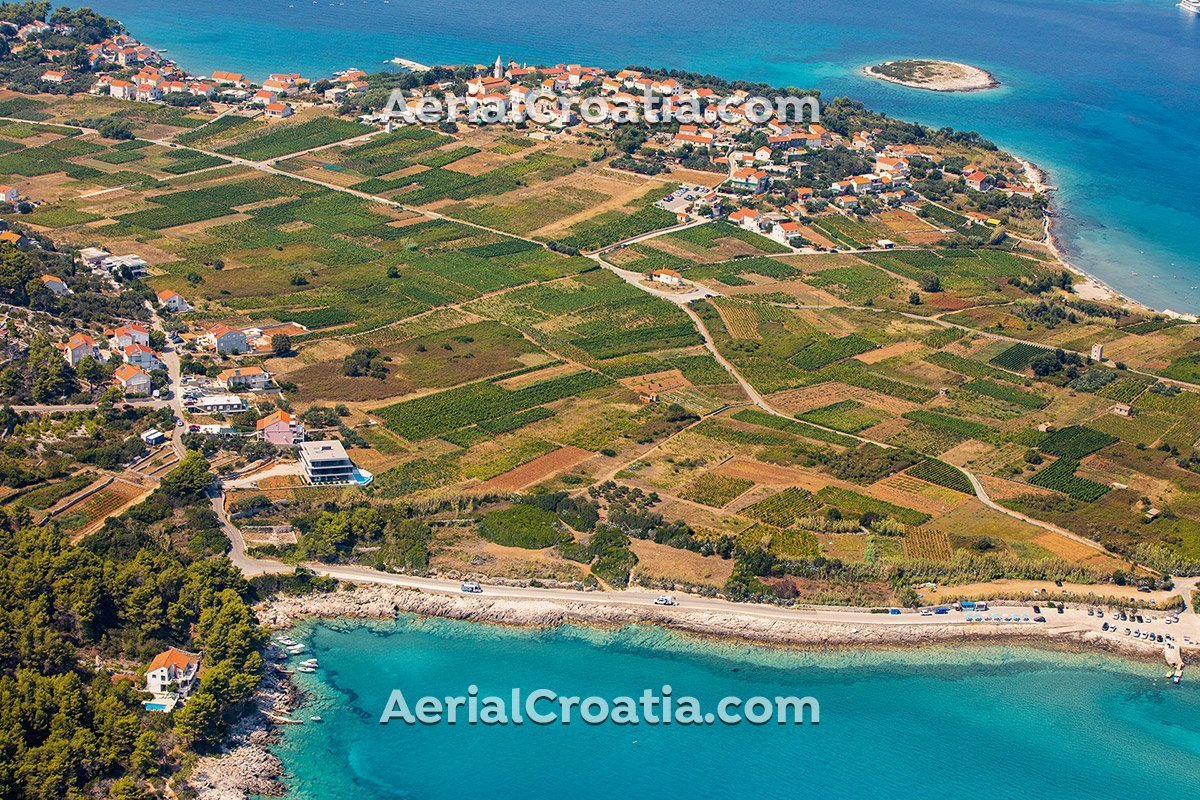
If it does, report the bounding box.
[654,595,678,606]
[460,581,482,594]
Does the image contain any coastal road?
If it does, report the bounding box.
[210,484,1193,664]
[286,561,1197,665]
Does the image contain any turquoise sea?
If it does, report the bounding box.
[270,617,1200,799]
[71,0,1200,312]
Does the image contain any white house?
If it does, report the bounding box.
[39,274,70,296]
[299,439,360,485]
[193,394,248,414]
[648,268,683,288]
[144,647,201,712]
[108,323,151,350]
[57,333,98,367]
[156,289,192,313]
[108,79,136,100]
[114,364,152,396]
[217,365,270,390]
[0,185,19,205]
[207,324,248,355]
[122,343,164,371]
[79,246,110,267]
[727,207,763,230]
[100,254,148,277]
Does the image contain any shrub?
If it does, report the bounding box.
[478,505,570,549]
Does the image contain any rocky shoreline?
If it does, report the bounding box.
[186,664,297,800]
[254,584,1180,656]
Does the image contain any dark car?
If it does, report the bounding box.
[1034,615,1047,623]
[1032,605,1041,614]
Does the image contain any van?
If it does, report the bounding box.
[460,581,483,594]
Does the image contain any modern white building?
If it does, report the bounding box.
[192,394,247,414]
[298,439,358,485]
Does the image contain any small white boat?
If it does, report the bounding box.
[311,715,323,722]
[301,659,319,668]
[297,666,316,673]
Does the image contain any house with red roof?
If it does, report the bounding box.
[144,647,201,711]
[211,70,247,86]
[728,207,763,229]
[39,274,70,296]
[57,333,97,367]
[207,324,248,355]
[156,289,191,313]
[218,365,270,390]
[729,167,770,194]
[108,79,135,100]
[114,364,152,396]
[648,268,683,288]
[108,323,150,350]
[964,171,995,192]
[122,343,163,371]
[256,409,304,446]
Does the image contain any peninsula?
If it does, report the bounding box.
[0,6,1198,800]
[866,59,1000,92]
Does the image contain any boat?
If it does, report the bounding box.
[1181,0,1199,14]
[297,666,316,673]
[310,715,323,722]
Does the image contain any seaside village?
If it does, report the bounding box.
[12,20,1046,251]
[8,16,1195,711]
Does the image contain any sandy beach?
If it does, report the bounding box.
[865,60,999,92]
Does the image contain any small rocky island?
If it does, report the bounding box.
[866,59,999,92]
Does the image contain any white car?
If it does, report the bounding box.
[654,595,677,606]
[460,581,483,594]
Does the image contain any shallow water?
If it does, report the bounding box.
[265,617,1200,799]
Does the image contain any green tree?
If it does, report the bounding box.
[158,451,214,501]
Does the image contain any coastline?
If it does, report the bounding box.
[191,583,1192,799]
[1009,154,1162,314]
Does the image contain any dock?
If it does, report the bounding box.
[1165,645,1184,682]
[390,57,430,72]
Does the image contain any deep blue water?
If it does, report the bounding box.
[269,618,1200,799]
[72,0,1200,312]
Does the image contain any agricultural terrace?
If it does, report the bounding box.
[7,95,1200,606]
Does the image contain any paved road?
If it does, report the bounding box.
[221,533,1199,663]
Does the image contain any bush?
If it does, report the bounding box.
[477,505,570,549]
